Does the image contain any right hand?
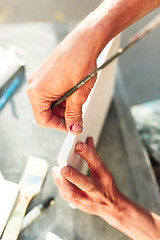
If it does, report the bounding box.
[27,24,100,134]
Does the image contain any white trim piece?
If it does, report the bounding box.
[0,171,4,180]
[45,232,63,240]
[0,180,19,238]
[57,34,121,174]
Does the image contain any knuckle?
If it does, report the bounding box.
[105,172,115,187]
[70,191,77,199]
[84,146,93,159]
[72,92,86,105]
[85,182,95,192]
[61,166,72,178]
[61,167,80,187]
[83,145,98,162]
[67,190,77,200]
[93,157,102,170]
[33,114,51,127]
[79,94,88,104]
[65,108,82,119]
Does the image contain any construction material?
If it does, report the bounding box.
[0,178,19,238]
[58,35,121,174]
[45,232,63,240]
[0,171,4,180]
[51,14,160,109]
[1,156,48,240]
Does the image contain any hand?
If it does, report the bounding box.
[52,137,122,223]
[52,137,160,240]
[27,23,100,134]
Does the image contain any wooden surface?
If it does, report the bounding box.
[2,156,48,240]
[0,22,159,240]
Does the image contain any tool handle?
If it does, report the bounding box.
[0,77,21,109]
[1,196,29,240]
[21,205,41,231]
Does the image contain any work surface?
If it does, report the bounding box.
[0,23,160,240]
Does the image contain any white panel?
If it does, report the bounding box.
[0,179,19,237]
[57,34,121,174]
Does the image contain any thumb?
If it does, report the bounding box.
[65,96,84,135]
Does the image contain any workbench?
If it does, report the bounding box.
[0,22,160,240]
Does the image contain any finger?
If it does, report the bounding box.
[60,166,96,192]
[86,137,97,152]
[33,107,67,131]
[28,83,67,131]
[52,105,65,118]
[59,100,66,108]
[75,138,108,179]
[52,166,85,201]
[65,93,84,135]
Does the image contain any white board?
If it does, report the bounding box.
[0,178,19,237]
[57,34,121,174]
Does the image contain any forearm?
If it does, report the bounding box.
[100,193,160,240]
[70,0,160,58]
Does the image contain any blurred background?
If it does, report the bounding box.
[0,0,99,23]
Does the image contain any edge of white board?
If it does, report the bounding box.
[57,34,121,174]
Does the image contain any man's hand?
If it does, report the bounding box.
[27,24,99,134]
[52,137,122,222]
[52,137,160,240]
[27,0,160,135]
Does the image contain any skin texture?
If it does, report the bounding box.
[27,0,160,238]
[52,137,160,240]
[27,27,98,134]
[52,137,122,217]
[28,0,160,134]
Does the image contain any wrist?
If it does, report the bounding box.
[97,191,126,228]
[100,193,160,240]
[72,0,160,59]
[75,3,112,58]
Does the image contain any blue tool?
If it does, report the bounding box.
[0,77,21,109]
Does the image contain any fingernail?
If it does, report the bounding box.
[69,123,82,134]
[75,142,85,152]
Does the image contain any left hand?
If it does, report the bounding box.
[52,137,123,222]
